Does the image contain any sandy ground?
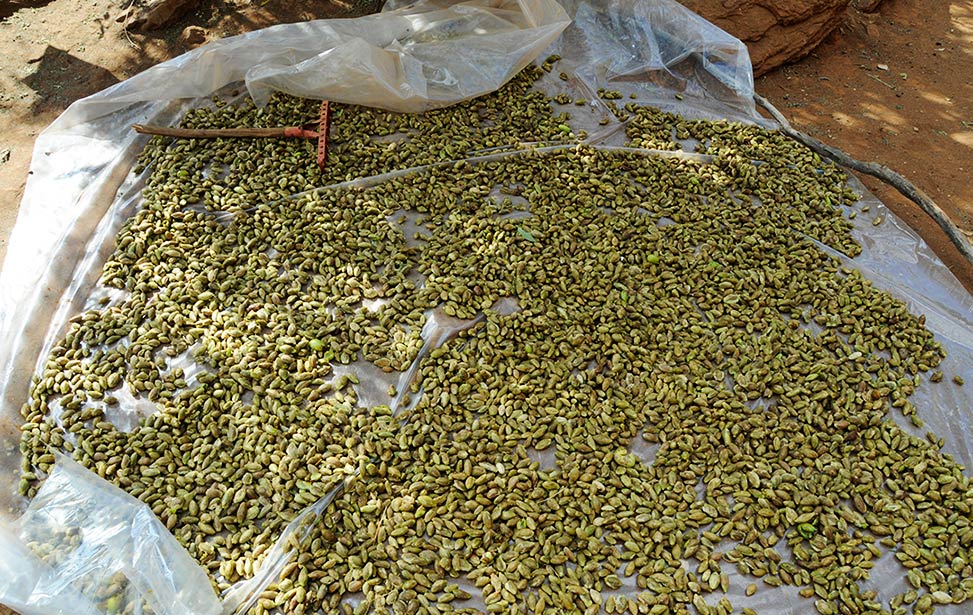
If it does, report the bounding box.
[758,0,973,290]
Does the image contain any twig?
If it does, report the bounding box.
[867,73,897,90]
[121,25,141,50]
[754,93,973,267]
[134,124,296,138]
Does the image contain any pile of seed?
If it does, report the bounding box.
[17,59,973,615]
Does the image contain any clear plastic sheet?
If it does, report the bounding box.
[0,455,221,615]
[2,0,973,614]
[0,0,570,495]
[551,0,758,121]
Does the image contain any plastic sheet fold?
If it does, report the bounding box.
[0,456,222,615]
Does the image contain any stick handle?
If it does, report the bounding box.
[133,124,289,139]
[754,93,973,269]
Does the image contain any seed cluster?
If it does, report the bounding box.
[133,65,573,205]
[16,59,973,615]
[622,105,862,258]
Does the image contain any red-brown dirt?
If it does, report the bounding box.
[758,0,973,290]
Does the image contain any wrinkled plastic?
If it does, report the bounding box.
[0,455,221,615]
[2,0,973,614]
[552,0,757,120]
[0,0,569,482]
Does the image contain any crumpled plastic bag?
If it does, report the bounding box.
[0,456,222,615]
[550,0,756,118]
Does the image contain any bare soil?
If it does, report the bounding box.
[758,0,973,289]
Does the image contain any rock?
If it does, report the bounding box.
[180,25,207,46]
[127,0,199,31]
[677,0,851,76]
[853,0,886,12]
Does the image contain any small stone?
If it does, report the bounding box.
[180,26,207,47]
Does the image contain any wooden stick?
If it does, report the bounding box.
[133,124,290,139]
[754,93,973,266]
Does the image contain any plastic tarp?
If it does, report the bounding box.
[0,456,221,615]
[2,0,972,613]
